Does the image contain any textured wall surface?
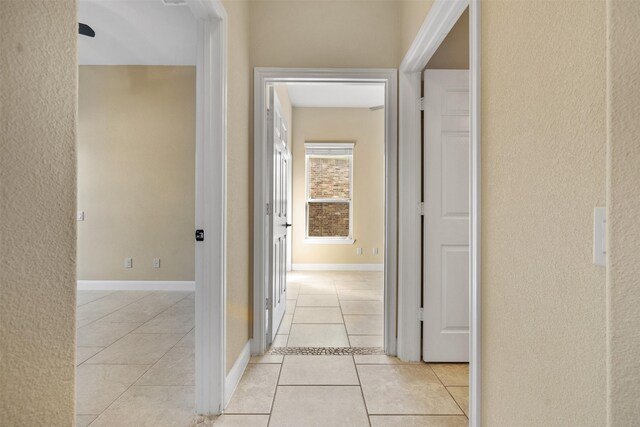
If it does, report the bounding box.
[251,0,402,68]
[78,66,196,281]
[607,0,640,423]
[292,108,385,265]
[481,0,607,425]
[223,0,253,374]
[0,1,77,425]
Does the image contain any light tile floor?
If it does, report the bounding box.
[76,271,469,426]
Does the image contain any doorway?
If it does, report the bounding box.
[399,0,479,424]
[252,69,398,356]
[75,0,228,422]
[269,82,387,351]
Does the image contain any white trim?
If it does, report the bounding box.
[188,0,227,416]
[397,71,423,363]
[223,341,251,408]
[304,142,355,151]
[253,68,398,357]
[292,264,384,272]
[303,238,354,245]
[400,0,468,72]
[397,0,468,364]
[469,1,481,425]
[77,280,195,291]
[398,0,480,425]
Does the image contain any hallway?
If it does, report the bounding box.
[225,271,469,426]
[75,272,468,426]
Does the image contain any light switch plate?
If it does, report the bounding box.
[77,211,84,221]
[593,207,606,266]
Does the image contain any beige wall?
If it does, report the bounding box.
[251,0,403,68]
[0,1,77,425]
[400,0,435,58]
[607,0,640,423]
[77,66,195,281]
[426,8,469,69]
[224,0,253,373]
[291,108,385,265]
[481,1,607,425]
[222,0,404,369]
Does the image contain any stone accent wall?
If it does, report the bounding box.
[308,202,350,237]
[308,157,351,237]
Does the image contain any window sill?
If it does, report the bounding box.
[304,238,354,245]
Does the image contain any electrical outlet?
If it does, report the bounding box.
[373,247,379,255]
[153,258,160,268]
[124,257,132,269]
[356,247,363,256]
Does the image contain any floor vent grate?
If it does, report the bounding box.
[267,347,385,355]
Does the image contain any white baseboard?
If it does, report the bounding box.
[77,280,195,291]
[224,341,251,408]
[292,263,384,272]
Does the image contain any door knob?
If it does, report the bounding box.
[284,223,292,228]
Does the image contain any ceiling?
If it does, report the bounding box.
[78,0,196,65]
[284,83,385,109]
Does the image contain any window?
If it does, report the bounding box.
[305,142,354,244]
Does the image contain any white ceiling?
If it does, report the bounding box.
[78,0,196,65]
[285,83,385,109]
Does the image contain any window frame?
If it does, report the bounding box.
[304,142,355,244]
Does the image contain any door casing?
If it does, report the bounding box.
[398,0,481,425]
[252,68,398,356]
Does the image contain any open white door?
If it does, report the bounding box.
[267,87,289,344]
[423,70,470,362]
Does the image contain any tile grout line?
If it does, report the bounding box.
[85,326,193,425]
[76,290,115,308]
[127,292,193,334]
[265,357,285,426]
[427,364,468,417]
[79,293,192,366]
[353,354,373,427]
[77,291,155,329]
[79,293,194,424]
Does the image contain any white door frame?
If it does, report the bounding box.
[187,0,227,415]
[252,68,398,356]
[397,0,480,425]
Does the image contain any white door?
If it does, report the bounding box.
[267,87,289,344]
[423,70,470,362]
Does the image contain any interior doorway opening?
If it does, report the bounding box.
[74,0,229,420]
[252,69,398,357]
[267,82,387,351]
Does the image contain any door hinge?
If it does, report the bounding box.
[418,307,424,322]
[419,97,425,111]
[266,203,271,215]
[418,202,425,216]
[266,297,271,308]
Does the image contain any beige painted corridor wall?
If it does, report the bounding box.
[222,0,405,371]
[481,1,607,425]
[223,0,253,374]
[0,1,77,425]
[77,66,196,281]
[251,0,403,68]
[607,0,640,423]
[425,7,469,69]
[291,108,385,265]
